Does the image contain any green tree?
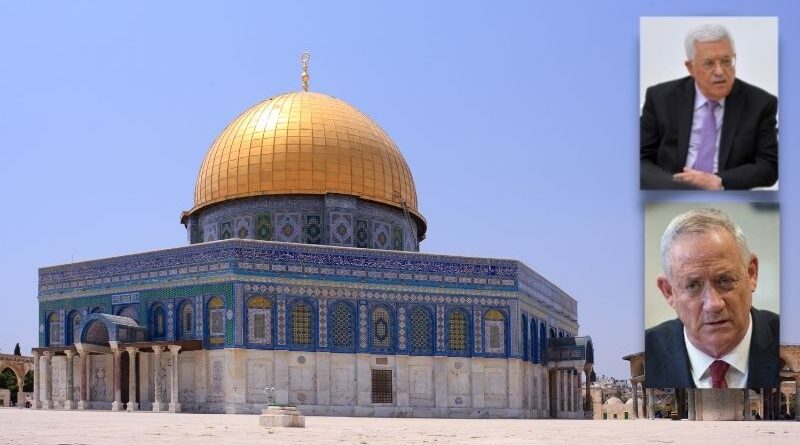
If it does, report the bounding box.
[0,368,19,404]
[13,343,21,356]
[23,371,33,392]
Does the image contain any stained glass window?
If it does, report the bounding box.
[448,310,467,352]
[247,296,272,345]
[48,313,60,345]
[409,307,432,352]
[484,309,505,354]
[181,303,193,337]
[371,307,391,350]
[331,302,354,349]
[208,296,225,342]
[69,311,81,344]
[153,305,165,338]
[292,303,312,346]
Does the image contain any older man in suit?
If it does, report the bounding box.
[645,209,779,389]
[640,24,778,190]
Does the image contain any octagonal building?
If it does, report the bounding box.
[33,82,593,418]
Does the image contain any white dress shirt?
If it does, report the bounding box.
[684,313,752,388]
[685,84,725,173]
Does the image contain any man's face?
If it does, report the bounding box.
[685,38,736,101]
[656,228,757,358]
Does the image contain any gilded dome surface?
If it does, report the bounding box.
[186,92,421,222]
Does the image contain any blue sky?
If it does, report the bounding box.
[0,1,797,379]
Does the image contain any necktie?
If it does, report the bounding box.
[710,360,730,389]
[692,100,719,173]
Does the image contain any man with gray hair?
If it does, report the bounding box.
[645,208,779,389]
[641,24,778,190]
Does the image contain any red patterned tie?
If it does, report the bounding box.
[710,360,730,388]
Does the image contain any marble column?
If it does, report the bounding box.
[126,347,138,411]
[152,346,165,412]
[168,345,181,413]
[554,370,560,415]
[687,389,695,420]
[64,350,75,410]
[568,370,574,412]
[742,389,750,420]
[32,352,40,409]
[630,380,639,419]
[42,351,52,409]
[646,388,655,419]
[584,370,591,412]
[78,353,88,410]
[111,350,122,411]
[566,371,571,412]
[784,388,791,416]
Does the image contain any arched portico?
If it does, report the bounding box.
[34,313,202,413]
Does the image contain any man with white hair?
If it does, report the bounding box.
[645,208,779,389]
[640,24,778,190]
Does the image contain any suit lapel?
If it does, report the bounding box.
[719,80,744,170]
[659,320,695,388]
[677,78,695,167]
[747,309,778,388]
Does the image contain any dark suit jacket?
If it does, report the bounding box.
[640,76,778,190]
[644,307,779,389]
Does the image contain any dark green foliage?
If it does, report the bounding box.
[0,368,19,404]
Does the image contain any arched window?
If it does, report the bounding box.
[290,301,314,349]
[179,301,194,339]
[207,296,225,345]
[48,313,61,346]
[484,309,506,355]
[409,306,432,354]
[521,314,529,361]
[330,301,355,352]
[447,309,468,353]
[152,304,166,339]
[117,306,138,322]
[67,311,81,345]
[371,306,393,352]
[247,296,272,345]
[540,323,548,363]
[531,319,539,363]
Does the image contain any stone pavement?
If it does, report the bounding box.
[1,408,799,444]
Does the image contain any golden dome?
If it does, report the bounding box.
[185,91,423,226]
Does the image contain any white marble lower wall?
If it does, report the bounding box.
[188,351,556,418]
[40,350,572,418]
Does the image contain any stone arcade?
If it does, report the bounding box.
[32,66,593,418]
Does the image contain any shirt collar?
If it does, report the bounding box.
[684,312,752,377]
[694,83,727,111]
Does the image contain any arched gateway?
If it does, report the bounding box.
[0,353,34,406]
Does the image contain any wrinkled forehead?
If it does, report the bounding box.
[692,38,735,58]
[667,230,747,272]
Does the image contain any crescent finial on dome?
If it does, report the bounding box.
[301,52,310,92]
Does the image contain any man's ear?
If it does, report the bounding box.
[685,60,694,77]
[747,253,759,293]
[657,275,676,310]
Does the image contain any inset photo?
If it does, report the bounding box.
[640,17,778,191]
[644,202,780,389]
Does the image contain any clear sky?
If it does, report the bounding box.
[0,1,797,379]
